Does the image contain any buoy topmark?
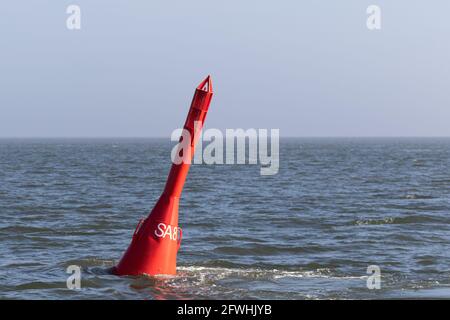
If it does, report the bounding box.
[113,76,213,276]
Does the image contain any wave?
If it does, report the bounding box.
[176,265,366,281]
[354,215,446,226]
[404,194,435,200]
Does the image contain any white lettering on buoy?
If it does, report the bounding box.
[154,222,178,241]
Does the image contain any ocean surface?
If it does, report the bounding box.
[0,138,449,299]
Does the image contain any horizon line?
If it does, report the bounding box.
[1,136,450,139]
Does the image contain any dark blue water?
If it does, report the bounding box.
[0,138,449,299]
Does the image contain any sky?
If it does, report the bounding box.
[0,1,449,137]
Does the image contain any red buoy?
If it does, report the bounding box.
[113,76,213,276]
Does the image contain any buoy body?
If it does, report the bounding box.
[114,76,213,276]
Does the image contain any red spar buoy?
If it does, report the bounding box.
[113,76,213,276]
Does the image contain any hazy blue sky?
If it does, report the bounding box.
[0,1,449,137]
